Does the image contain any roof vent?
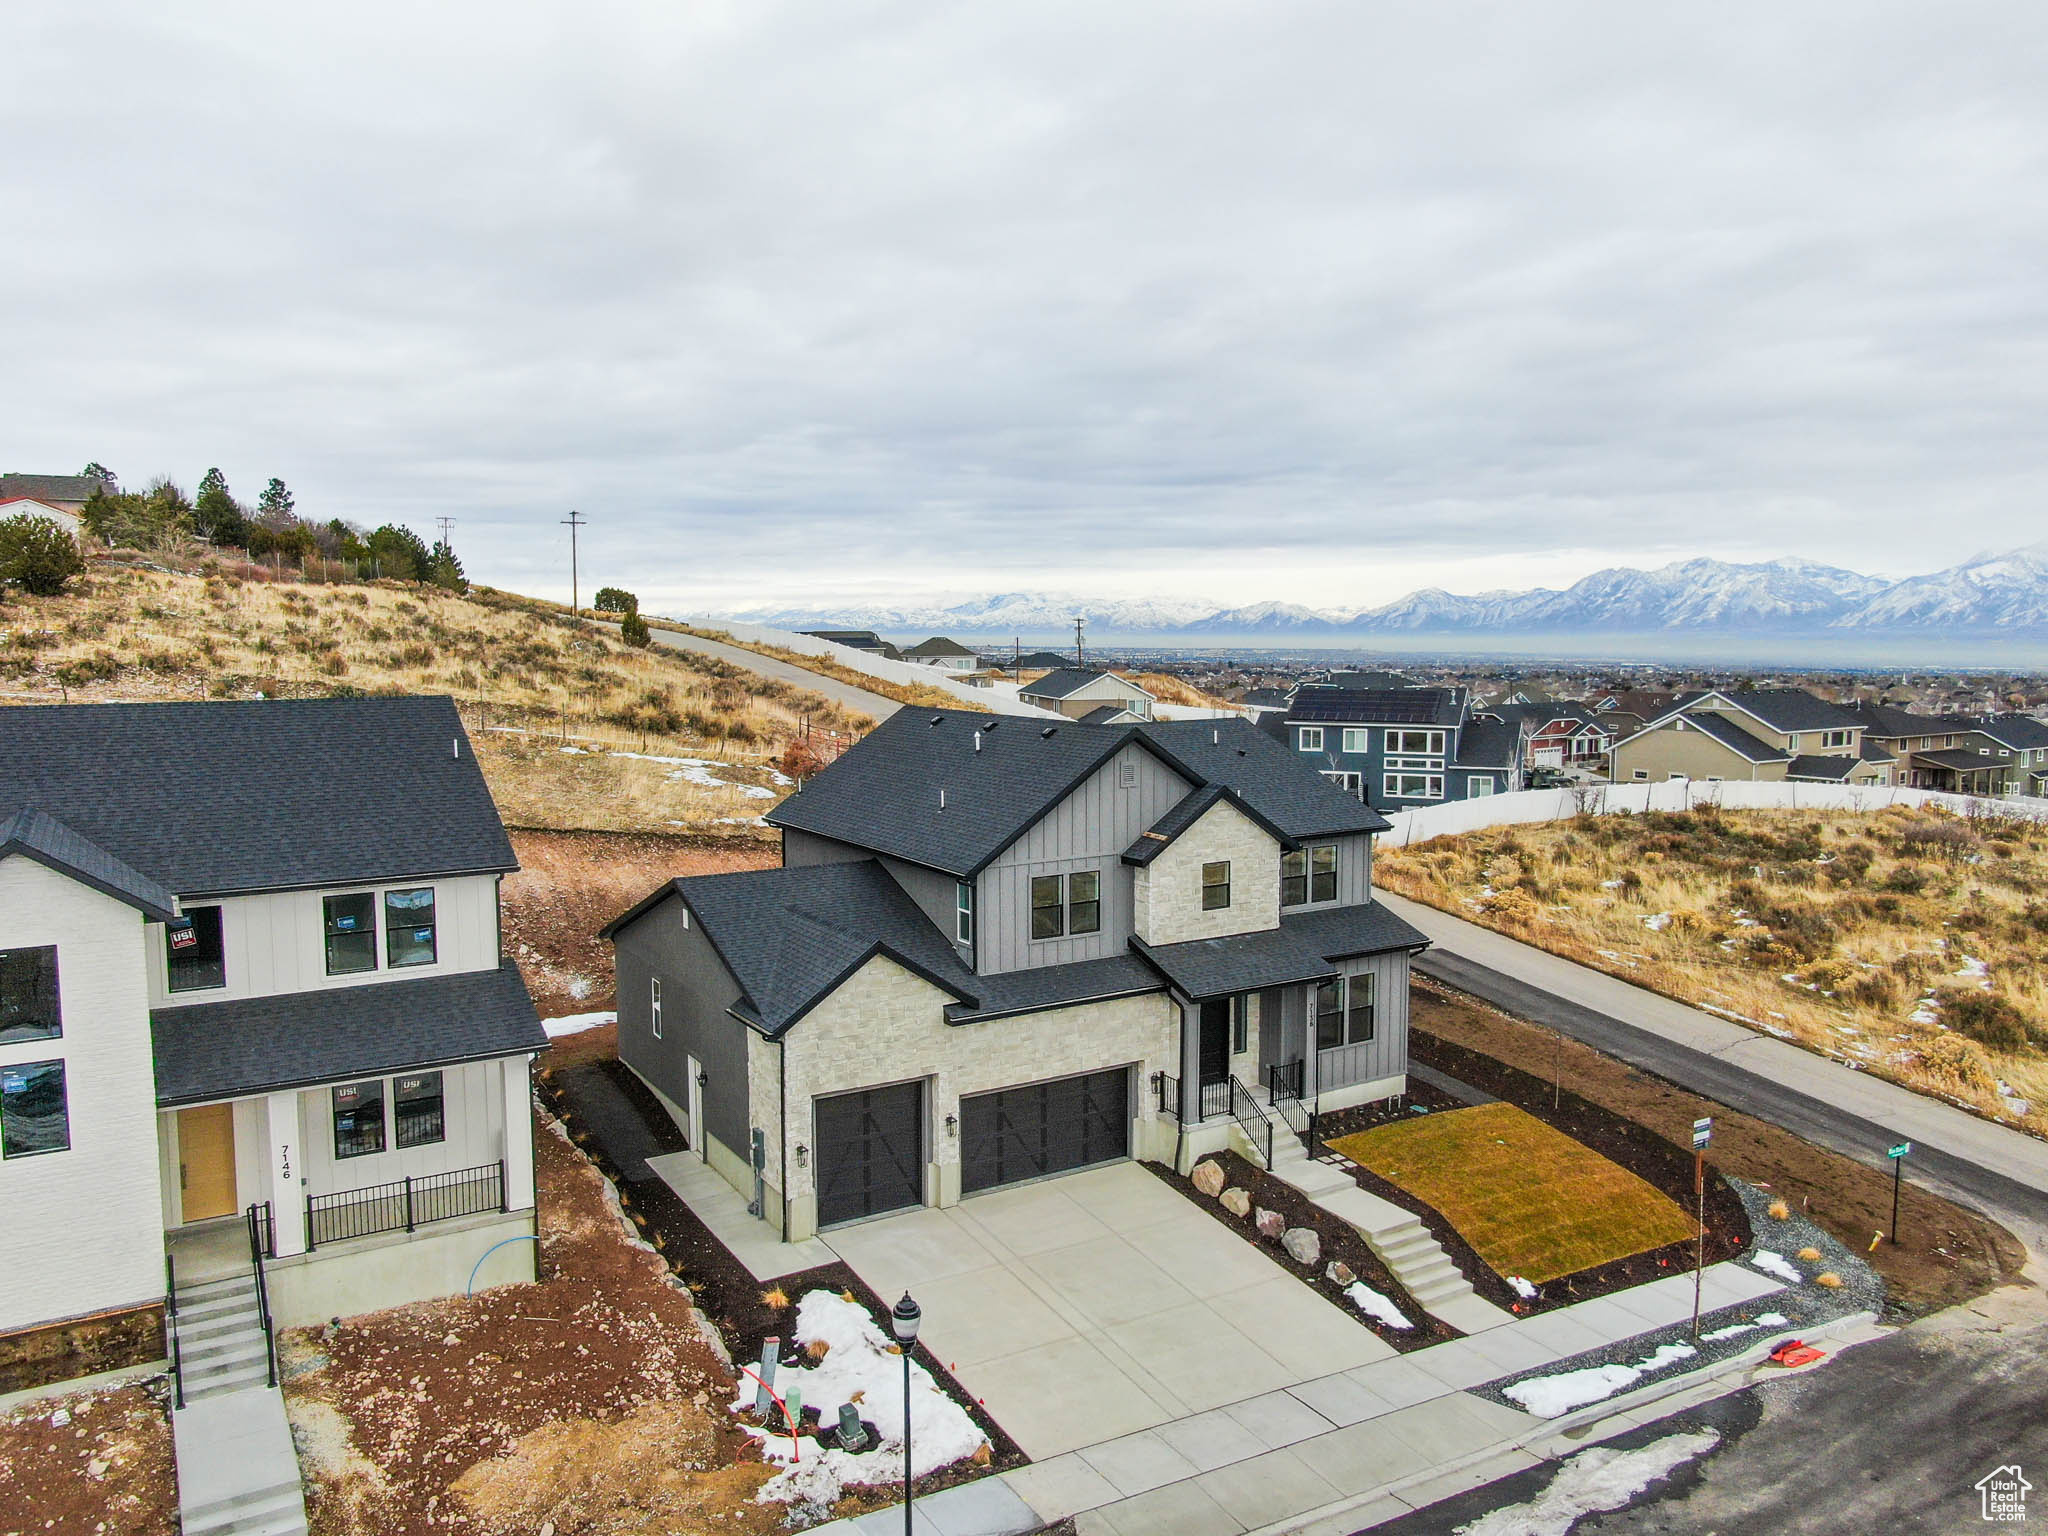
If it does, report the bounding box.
[930,716,944,727]
[939,787,947,809]
[452,736,461,758]
[1041,726,1057,737]
[973,730,983,753]
[1213,729,1219,745]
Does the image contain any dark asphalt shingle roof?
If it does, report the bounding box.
[1965,714,2048,752]
[1012,652,1078,670]
[0,474,103,504]
[1078,704,1138,725]
[1121,783,1295,867]
[1915,748,2012,772]
[1710,689,1862,733]
[0,697,516,896]
[1280,900,1433,961]
[1451,717,1520,772]
[0,808,178,921]
[1839,702,1945,738]
[151,961,544,1106]
[1132,927,1337,1000]
[1137,719,1392,839]
[1019,668,1145,702]
[620,861,979,1035]
[1681,712,1790,763]
[902,636,978,659]
[944,953,1161,1024]
[1785,755,1859,781]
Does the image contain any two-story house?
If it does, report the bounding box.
[899,636,981,673]
[1609,689,1897,788]
[1017,668,1157,722]
[603,709,1426,1244]
[1488,702,1612,774]
[0,697,546,1387]
[1280,686,1521,808]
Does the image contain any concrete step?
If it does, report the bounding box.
[186,1360,274,1400]
[1408,1277,1476,1306]
[177,1293,258,1329]
[179,1305,262,1339]
[183,1483,307,1536]
[179,1273,256,1304]
[183,1327,270,1366]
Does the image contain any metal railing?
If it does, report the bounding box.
[1154,1070,1181,1121]
[306,1162,506,1250]
[1155,1071,1248,1126]
[165,1253,184,1410]
[1267,1061,1318,1156]
[1228,1076,1273,1170]
[244,1203,277,1390]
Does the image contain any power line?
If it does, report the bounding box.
[561,509,586,613]
[434,515,455,548]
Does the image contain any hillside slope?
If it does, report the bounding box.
[0,566,865,832]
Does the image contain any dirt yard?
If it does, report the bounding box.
[283,1117,783,1536]
[502,829,776,1017]
[0,1380,176,1536]
[1413,978,2028,1316]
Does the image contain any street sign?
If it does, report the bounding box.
[1692,1117,1713,1150]
[1888,1141,1912,1159]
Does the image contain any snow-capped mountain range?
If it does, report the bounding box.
[712,548,2048,640]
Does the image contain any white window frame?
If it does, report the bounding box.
[1320,770,1363,797]
[1632,769,1649,781]
[1384,755,1443,771]
[1821,729,1851,750]
[955,881,974,945]
[1389,729,1446,755]
[1466,776,1495,798]
[1383,772,1443,800]
[1340,727,1370,754]
[651,977,662,1039]
[1297,726,1324,753]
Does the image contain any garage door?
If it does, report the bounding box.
[960,1067,1130,1195]
[814,1082,924,1229]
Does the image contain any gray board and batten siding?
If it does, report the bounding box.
[779,829,971,964]
[613,892,752,1159]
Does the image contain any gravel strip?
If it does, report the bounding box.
[1471,1178,1884,1414]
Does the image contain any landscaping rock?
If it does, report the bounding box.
[1254,1208,1286,1240]
[1220,1187,1252,1218]
[1192,1160,1227,1198]
[1325,1260,1356,1287]
[1282,1227,1322,1266]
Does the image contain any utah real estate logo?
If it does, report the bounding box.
[1977,1465,2030,1523]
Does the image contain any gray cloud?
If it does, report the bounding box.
[5,2,2046,611]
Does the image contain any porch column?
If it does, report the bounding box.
[1178,995,1202,1122]
[1302,986,1320,1101]
[503,1055,537,1212]
[265,1090,308,1257]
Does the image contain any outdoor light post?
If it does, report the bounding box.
[892,1292,922,1536]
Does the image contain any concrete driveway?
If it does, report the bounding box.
[821,1161,1395,1458]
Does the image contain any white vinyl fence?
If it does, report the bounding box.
[1380,779,2048,847]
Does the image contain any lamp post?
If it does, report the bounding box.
[891,1292,922,1536]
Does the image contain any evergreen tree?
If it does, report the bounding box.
[193,468,248,547]
[619,609,652,647]
[80,462,117,487]
[366,523,431,581]
[0,514,87,595]
[257,477,296,528]
[427,539,468,593]
[594,586,638,614]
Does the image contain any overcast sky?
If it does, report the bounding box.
[6,3,2046,615]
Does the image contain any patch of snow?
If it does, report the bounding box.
[1748,1250,1803,1284]
[1501,1342,1699,1418]
[558,745,588,755]
[1344,1282,1413,1330]
[1641,912,1672,932]
[741,1291,987,1512]
[1455,1431,1720,1536]
[1507,1276,1539,1300]
[541,1010,615,1038]
[1955,956,1991,990]
[1600,878,1625,888]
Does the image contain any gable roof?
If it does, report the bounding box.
[1019,668,1150,702]
[1785,754,1859,782]
[1682,711,1792,763]
[0,498,81,523]
[1121,782,1293,867]
[1450,716,1520,772]
[1701,688,1861,734]
[901,636,978,659]
[1961,714,2048,752]
[1078,703,1141,725]
[612,861,977,1035]
[0,808,178,921]
[1838,701,1947,738]
[0,474,104,505]
[1287,687,1465,728]
[1135,718,1391,839]
[0,697,517,897]
[1012,652,1078,670]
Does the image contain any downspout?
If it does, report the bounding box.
[777,1032,789,1240]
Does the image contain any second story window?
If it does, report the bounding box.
[1030,871,1103,940]
[324,893,378,975]
[1389,729,1445,756]
[1202,861,1232,911]
[166,906,226,992]
[0,946,61,1044]
[1821,729,1851,749]
[1297,726,1324,753]
[384,889,437,968]
[956,882,974,945]
[1282,844,1339,907]
[1068,871,1101,935]
[1341,728,1370,754]
[651,977,663,1039]
[1031,875,1064,939]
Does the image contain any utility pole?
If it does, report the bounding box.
[435,515,455,547]
[1074,616,1085,668]
[561,509,586,613]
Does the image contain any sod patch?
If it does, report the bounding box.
[1326,1102,1698,1284]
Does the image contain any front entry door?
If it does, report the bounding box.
[178,1104,238,1222]
[1198,999,1231,1087]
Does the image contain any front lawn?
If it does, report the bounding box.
[1327,1102,1698,1285]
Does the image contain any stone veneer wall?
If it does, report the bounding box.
[745,955,1180,1241]
[1133,799,1281,946]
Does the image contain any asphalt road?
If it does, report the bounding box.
[615,622,905,721]
[1362,1287,2048,1535]
[1377,891,2048,1249]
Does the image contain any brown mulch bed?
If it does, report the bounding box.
[503,828,776,1016]
[1413,978,2029,1318]
[1314,1076,1469,1137]
[535,1060,1027,1505]
[1322,1026,1752,1316]
[1146,1153,1460,1349]
[0,1380,176,1536]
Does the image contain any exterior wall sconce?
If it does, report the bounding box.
[794,1143,809,1167]
[944,1114,958,1136]
[697,1070,709,1088]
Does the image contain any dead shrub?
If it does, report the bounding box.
[1921,1033,1995,1090]
[1938,990,2036,1055]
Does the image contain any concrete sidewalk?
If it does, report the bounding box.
[1379,890,2048,1240]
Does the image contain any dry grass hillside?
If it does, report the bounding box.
[0,566,867,832]
[1377,806,2048,1138]
[1114,671,1241,711]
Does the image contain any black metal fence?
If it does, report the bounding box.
[1152,1071,1238,1123]
[1227,1076,1273,1169]
[306,1162,505,1249]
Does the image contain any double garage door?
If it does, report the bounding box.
[813,1067,1132,1228]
